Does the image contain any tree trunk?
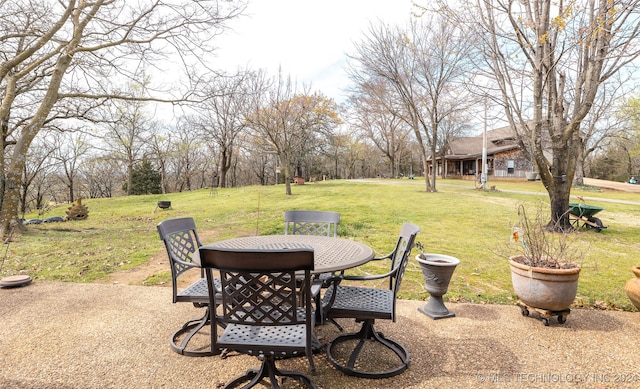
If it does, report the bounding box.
[573,137,585,186]
[548,176,572,232]
[0,170,25,236]
[429,144,438,192]
[126,161,133,195]
[285,174,292,195]
[422,158,433,192]
[0,50,73,236]
[537,124,580,232]
[219,149,231,188]
[68,178,75,203]
[282,163,292,195]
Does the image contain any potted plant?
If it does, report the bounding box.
[415,242,460,319]
[508,204,582,325]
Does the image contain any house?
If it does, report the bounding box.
[430,124,536,180]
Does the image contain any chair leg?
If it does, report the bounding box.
[326,319,410,379]
[314,293,323,325]
[223,356,317,389]
[170,307,214,357]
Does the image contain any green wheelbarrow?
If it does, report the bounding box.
[569,202,607,232]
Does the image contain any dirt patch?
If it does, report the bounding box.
[96,228,229,287]
[96,251,171,286]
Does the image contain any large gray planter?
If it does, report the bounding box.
[509,255,581,312]
[416,253,460,319]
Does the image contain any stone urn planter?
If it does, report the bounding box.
[624,265,640,311]
[509,255,581,324]
[416,253,460,319]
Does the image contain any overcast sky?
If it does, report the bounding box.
[214,0,417,103]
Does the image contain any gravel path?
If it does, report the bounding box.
[2,282,639,388]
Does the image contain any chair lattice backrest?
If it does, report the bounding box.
[203,248,314,326]
[157,218,204,302]
[201,247,317,387]
[200,248,315,355]
[222,268,300,325]
[284,210,340,237]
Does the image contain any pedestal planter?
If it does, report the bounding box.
[624,266,640,311]
[416,253,460,319]
[509,256,581,312]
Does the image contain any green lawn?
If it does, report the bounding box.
[5,178,640,311]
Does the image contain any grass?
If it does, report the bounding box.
[3,178,640,311]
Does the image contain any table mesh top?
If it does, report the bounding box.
[205,235,373,273]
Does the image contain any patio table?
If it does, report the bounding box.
[200,235,374,274]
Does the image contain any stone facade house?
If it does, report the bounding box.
[429,125,537,180]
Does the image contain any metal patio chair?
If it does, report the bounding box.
[200,247,317,389]
[157,217,221,357]
[284,210,341,322]
[322,222,420,378]
[284,210,340,237]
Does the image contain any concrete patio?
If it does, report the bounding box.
[1,281,639,388]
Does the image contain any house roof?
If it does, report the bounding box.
[445,124,520,159]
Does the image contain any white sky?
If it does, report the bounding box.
[214,0,417,103]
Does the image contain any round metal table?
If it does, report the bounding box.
[200,235,374,274]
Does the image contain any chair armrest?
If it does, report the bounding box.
[370,252,393,261]
[172,256,201,269]
[329,252,392,280]
[341,258,397,281]
[310,279,323,297]
[342,268,396,282]
[311,282,322,297]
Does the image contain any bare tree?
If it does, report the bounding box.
[83,155,122,198]
[51,131,91,203]
[0,0,246,236]
[348,16,476,192]
[348,78,412,178]
[170,119,208,192]
[434,0,640,229]
[245,71,340,195]
[575,89,624,184]
[21,137,57,214]
[102,86,158,195]
[574,73,639,184]
[149,131,173,194]
[610,94,640,178]
[190,70,256,188]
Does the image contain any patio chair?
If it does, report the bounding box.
[200,247,317,389]
[284,210,340,237]
[322,222,420,378]
[284,210,341,321]
[157,217,221,357]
